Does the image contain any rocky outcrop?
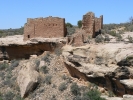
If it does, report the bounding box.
[62,43,133,96]
[17,61,39,98]
[123,95,133,100]
[0,35,66,60]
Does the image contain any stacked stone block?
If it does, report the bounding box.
[82,12,103,38]
[24,16,67,41]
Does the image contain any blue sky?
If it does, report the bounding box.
[0,0,133,29]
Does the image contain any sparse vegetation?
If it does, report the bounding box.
[10,59,19,70]
[95,35,104,43]
[54,48,62,56]
[39,65,49,74]
[70,83,81,96]
[44,75,52,85]
[104,34,110,42]
[127,35,133,43]
[77,20,82,28]
[0,61,9,70]
[0,27,24,38]
[82,89,105,100]
[58,82,67,91]
[35,60,40,67]
[41,52,50,63]
[67,27,76,35]
[66,22,73,28]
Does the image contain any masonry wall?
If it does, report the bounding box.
[24,16,67,41]
[82,12,95,35]
[95,15,103,33]
[82,12,103,38]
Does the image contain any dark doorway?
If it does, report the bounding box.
[28,35,30,38]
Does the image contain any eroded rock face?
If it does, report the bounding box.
[0,35,66,60]
[123,95,133,100]
[62,43,133,96]
[17,61,39,98]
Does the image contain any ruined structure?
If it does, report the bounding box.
[69,12,103,46]
[82,12,103,38]
[24,16,67,41]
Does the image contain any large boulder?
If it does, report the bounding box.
[17,61,39,98]
[123,95,133,100]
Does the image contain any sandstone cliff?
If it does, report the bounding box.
[62,43,133,96]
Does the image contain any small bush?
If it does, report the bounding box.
[41,53,50,63]
[95,35,104,43]
[70,83,81,96]
[73,95,82,100]
[104,34,110,42]
[58,82,67,91]
[62,74,67,80]
[82,89,105,100]
[66,22,73,28]
[127,35,133,43]
[54,48,62,56]
[10,59,19,70]
[77,20,82,28]
[0,62,9,70]
[108,90,114,97]
[51,95,56,100]
[35,60,40,67]
[67,27,75,35]
[44,75,52,85]
[108,31,117,36]
[39,65,49,74]
[0,72,5,80]
[3,91,15,100]
[14,95,24,100]
[116,34,122,41]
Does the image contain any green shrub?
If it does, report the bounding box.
[104,35,110,42]
[73,95,82,100]
[0,72,5,80]
[67,27,75,35]
[66,22,73,28]
[62,74,67,80]
[44,75,52,85]
[82,89,105,100]
[54,48,62,56]
[39,65,49,74]
[58,82,67,91]
[70,83,81,96]
[14,95,24,100]
[35,60,40,67]
[0,62,9,70]
[51,95,56,100]
[115,34,122,41]
[41,53,50,63]
[127,35,133,43]
[95,35,104,43]
[3,91,15,100]
[108,31,117,36]
[108,90,114,97]
[10,59,19,70]
[77,20,82,28]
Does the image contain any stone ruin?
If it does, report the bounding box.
[82,12,103,38]
[23,16,67,41]
[70,12,103,46]
[23,12,103,46]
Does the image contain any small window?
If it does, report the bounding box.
[28,35,30,38]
